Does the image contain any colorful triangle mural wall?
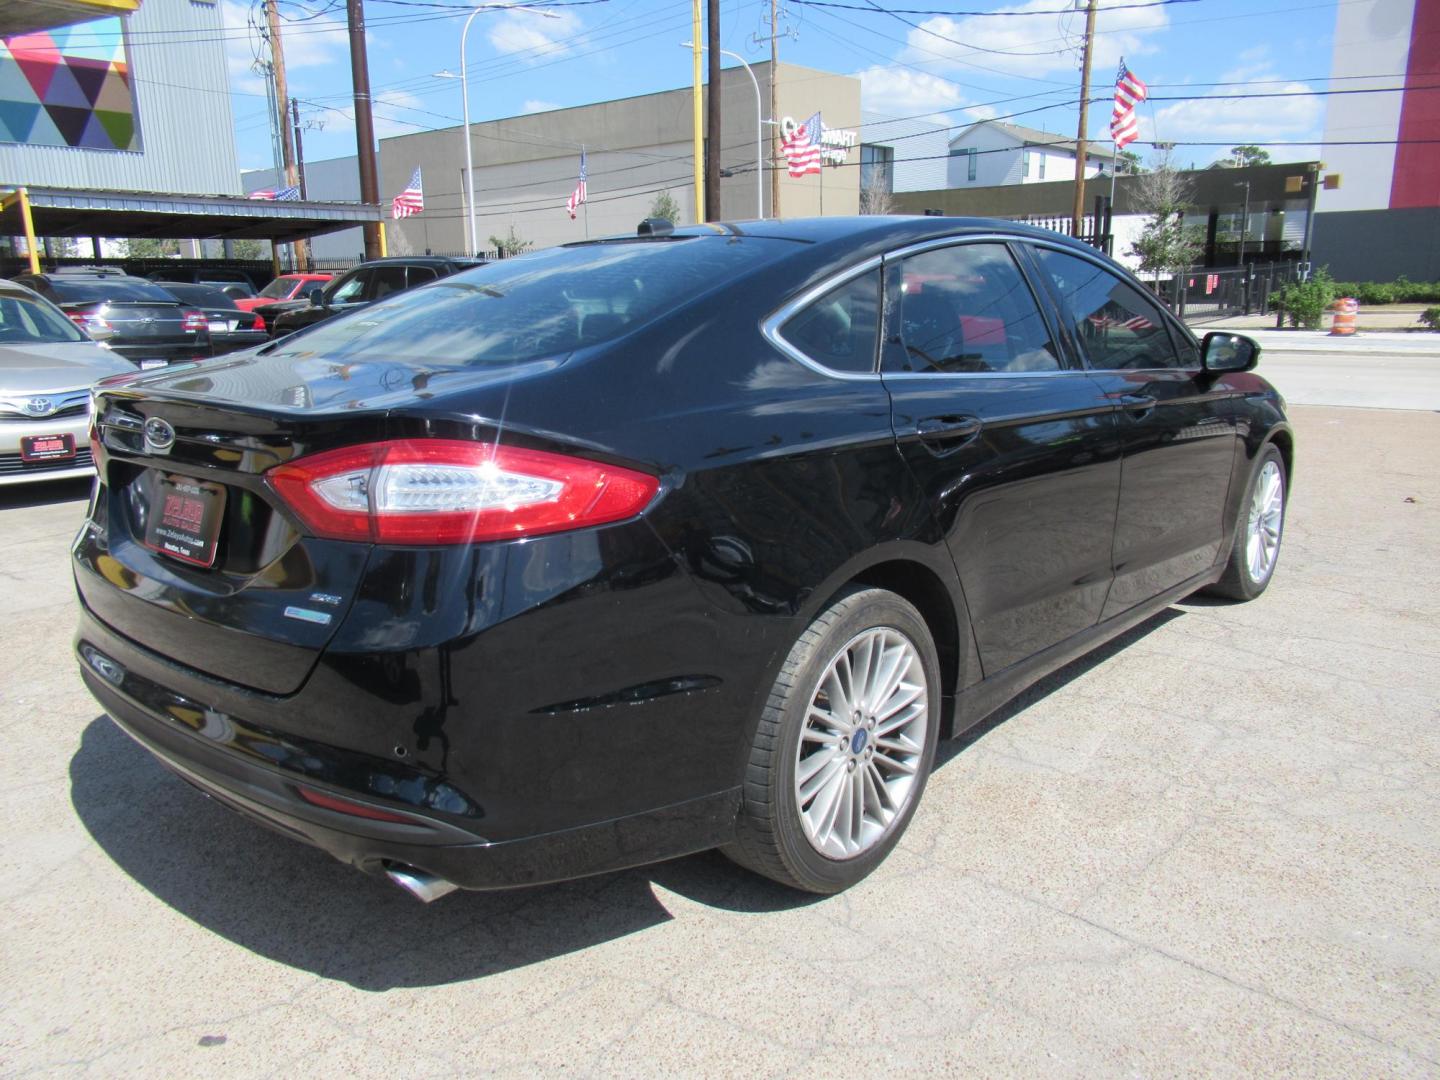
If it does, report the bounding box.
[0,17,141,151]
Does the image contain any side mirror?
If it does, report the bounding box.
[1201,331,1259,373]
[307,286,325,306]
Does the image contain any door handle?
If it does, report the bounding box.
[1118,394,1156,416]
[915,415,982,449]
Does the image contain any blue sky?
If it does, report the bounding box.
[223,0,1340,175]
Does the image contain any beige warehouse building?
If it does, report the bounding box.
[377,62,863,255]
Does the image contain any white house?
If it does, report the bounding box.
[947,121,1116,188]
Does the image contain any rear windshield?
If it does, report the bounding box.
[258,276,302,300]
[262,237,781,366]
[48,278,178,304]
[0,292,89,347]
[156,282,238,309]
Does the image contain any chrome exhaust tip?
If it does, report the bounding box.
[385,864,460,903]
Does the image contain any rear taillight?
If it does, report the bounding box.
[250,313,266,330]
[69,311,112,336]
[267,439,659,545]
[182,310,207,332]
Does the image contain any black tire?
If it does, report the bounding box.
[1207,443,1287,601]
[724,587,941,894]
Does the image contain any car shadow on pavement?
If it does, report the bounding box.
[0,478,91,510]
[938,606,1186,764]
[69,606,1189,990]
[68,717,821,990]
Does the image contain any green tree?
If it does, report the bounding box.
[488,225,533,258]
[648,189,682,223]
[118,237,181,258]
[1212,144,1272,169]
[1117,149,1144,174]
[1126,152,1204,284]
[230,239,265,260]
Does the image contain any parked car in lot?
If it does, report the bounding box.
[152,282,268,356]
[73,217,1290,902]
[234,272,333,313]
[260,256,484,338]
[0,281,134,486]
[12,268,210,369]
[145,266,265,299]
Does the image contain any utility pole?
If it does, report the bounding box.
[691,0,704,223]
[1070,0,1099,242]
[265,0,307,267]
[347,0,382,259]
[705,0,721,222]
[291,98,307,199]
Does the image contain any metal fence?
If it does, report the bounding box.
[1158,263,1301,323]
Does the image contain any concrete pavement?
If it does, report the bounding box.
[2,406,1438,1077]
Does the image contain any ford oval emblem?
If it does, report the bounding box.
[143,416,176,453]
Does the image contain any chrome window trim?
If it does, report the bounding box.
[761,255,886,382]
[762,232,1127,383]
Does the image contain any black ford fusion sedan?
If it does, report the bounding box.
[73,217,1291,902]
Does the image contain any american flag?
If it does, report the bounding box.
[391,167,424,219]
[1110,59,1148,150]
[248,185,300,201]
[566,152,588,219]
[781,112,823,177]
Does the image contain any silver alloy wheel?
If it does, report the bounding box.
[1246,459,1284,583]
[794,626,929,860]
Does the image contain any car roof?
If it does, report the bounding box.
[351,256,486,268]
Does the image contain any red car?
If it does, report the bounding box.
[235,273,333,313]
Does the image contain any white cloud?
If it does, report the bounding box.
[1150,80,1323,146]
[858,66,966,117]
[319,89,430,140]
[221,1,351,99]
[903,0,1169,79]
[522,99,561,114]
[487,9,583,60]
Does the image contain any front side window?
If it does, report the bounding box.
[778,269,880,374]
[1032,248,1184,370]
[327,269,369,305]
[886,243,1060,375]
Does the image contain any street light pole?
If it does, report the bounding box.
[454,4,558,255]
[683,43,763,219]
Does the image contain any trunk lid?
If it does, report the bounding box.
[77,350,559,695]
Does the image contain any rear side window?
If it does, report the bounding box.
[407,265,439,288]
[265,237,782,366]
[1032,248,1185,370]
[778,269,881,374]
[46,278,177,303]
[885,243,1060,374]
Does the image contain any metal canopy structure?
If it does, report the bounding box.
[0,186,382,245]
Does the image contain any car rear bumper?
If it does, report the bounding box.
[74,607,741,892]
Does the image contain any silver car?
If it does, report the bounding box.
[1,281,135,486]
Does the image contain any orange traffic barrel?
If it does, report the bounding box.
[1330,297,1358,336]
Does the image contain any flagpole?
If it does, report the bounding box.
[1109,139,1119,254]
